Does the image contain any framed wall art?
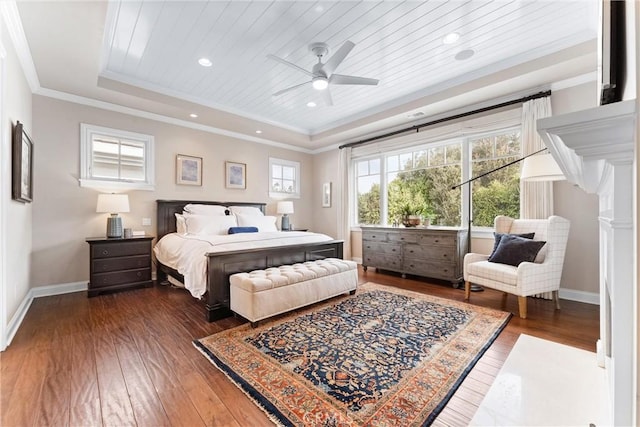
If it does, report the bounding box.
[226,161,246,189]
[322,182,331,207]
[176,154,202,186]
[12,121,33,203]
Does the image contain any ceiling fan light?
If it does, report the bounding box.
[312,77,329,90]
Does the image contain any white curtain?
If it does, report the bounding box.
[337,147,352,260]
[520,97,554,299]
[520,97,553,219]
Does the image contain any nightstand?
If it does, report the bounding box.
[86,235,154,297]
[283,228,308,232]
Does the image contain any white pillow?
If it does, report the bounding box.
[185,214,238,235]
[183,204,228,216]
[229,206,264,216]
[236,213,277,232]
[175,213,187,235]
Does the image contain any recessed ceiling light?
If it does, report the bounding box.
[455,49,475,61]
[189,113,198,118]
[307,101,317,108]
[255,130,262,134]
[442,32,460,45]
[198,57,212,67]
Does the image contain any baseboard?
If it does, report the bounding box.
[4,281,88,350]
[30,281,87,298]
[559,288,599,305]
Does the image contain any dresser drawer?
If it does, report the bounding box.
[388,233,418,243]
[92,255,150,273]
[92,241,150,259]
[418,234,456,247]
[362,241,401,255]
[363,254,402,270]
[404,244,455,262]
[362,231,389,242]
[90,268,151,288]
[403,261,456,280]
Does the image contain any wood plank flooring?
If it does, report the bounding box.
[0,267,599,426]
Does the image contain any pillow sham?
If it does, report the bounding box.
[490,232,535,258]
[184,214,237,235]
[228,226,259,234]
[488,234,546,267]
[229,206,264,216]
[175,213,187,235]
[236,213,277,232]
[183,204,229,216]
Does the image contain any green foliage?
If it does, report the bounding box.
[357,183,380,225]
[355,148,520,227]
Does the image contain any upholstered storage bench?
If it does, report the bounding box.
[230,258,358,326]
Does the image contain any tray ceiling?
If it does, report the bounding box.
[16,1,598,148]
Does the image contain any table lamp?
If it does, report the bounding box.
[277,201,294,231]
[96,193,130,238]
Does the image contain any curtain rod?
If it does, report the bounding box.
[338,90,551,150]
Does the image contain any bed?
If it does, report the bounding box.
[155,200,344,321]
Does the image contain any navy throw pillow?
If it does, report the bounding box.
[489,232,535,258]
[228,226,258,234]
[488,234,546,267]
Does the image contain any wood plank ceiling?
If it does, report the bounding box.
[101,0,596,135]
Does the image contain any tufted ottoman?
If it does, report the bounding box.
[229,258,358,326]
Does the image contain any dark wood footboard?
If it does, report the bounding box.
[205,240,343,321]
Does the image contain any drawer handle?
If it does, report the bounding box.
[435,239,439,243]
[410,250,414,253]
[102,250,109,255]
[400,237,405,240]
[372,235,376,238]
[136,272,142,277]
[392,249,396,252]
[443,254,447,258]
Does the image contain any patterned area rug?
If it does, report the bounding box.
[195,282,511,426]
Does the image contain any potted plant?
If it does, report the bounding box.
[400,203,423,227]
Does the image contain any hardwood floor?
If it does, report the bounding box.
[1,267,599,426]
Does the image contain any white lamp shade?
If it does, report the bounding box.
[520,153,565,182]
[96,194,130,214]
[277,201,294,214]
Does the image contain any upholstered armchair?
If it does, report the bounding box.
[464,215,570,319]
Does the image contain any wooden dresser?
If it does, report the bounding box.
[86,236,154,297]
[361,227,468,286]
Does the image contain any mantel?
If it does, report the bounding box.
[537,100,636,193]
[537,99,637,427]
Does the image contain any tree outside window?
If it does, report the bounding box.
[354,129,521,228]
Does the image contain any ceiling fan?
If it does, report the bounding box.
[267,40,379,106]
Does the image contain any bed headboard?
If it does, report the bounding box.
[156,200,267,240]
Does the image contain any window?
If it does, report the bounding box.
[269,157,300,198]
[80,124,155,190]
[354,128,521,229]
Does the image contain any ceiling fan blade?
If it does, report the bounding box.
[322,87,333,106]
[330,74,379,86]
[272,80,311,97]
[320,40,355,75]
[267,54,314,77]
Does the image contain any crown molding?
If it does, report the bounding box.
[0,1,39,92]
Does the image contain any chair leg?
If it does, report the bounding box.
[501,292,508,307]
[464,281,471,301]
[553,290,561,310]
[517,296,527,319]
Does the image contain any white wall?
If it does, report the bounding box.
[2,18,32,327]
[31,95,314,288]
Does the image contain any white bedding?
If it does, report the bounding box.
[153,231,334,298]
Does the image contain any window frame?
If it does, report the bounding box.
[80,123,155,191]
[268,157,300,199]
[352,126,521,233]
